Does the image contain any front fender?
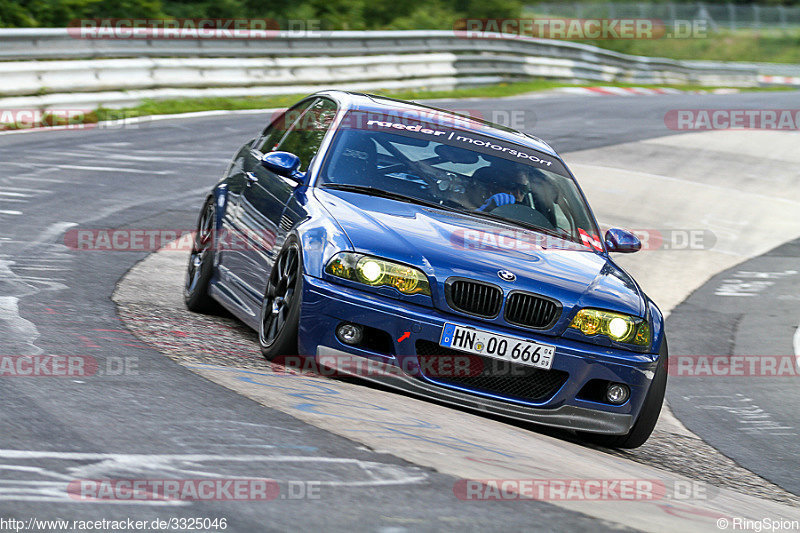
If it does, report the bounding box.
[647,297,666,357]
[291,197,353,279]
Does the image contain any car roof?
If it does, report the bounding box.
[312,90,560,159]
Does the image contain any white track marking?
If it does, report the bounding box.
[0,227,76,355]
[0,191,33,197]
[92,148,212,155]
[11,266,71,272]
[794,321,800,367]
[102,154,231,164]
[8,176,67,183]
[0,450,428,504]
[0,210,22,215]
[51,165,174,175]
[3,275,66,281]
[0,294,41,356]
[22,221,77,249]
[0,187,51,193]
[29,151,230,164]
[0,223,75,356]
[2,258,67,262]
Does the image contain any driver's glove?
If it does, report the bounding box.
[477,193,515,212]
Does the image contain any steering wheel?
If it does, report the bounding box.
[489,203,557,231]
[379,161,414,175]
[376,140,443,191]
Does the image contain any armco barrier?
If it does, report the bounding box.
[0,29,780,110]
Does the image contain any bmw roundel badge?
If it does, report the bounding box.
[497,270,516,282]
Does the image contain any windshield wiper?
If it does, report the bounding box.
[320,183,462,212]
[466,210,570,241]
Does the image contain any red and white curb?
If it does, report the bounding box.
[759,75,800,86]
[558,86,692,96]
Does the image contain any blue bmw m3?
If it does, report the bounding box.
[184,90,667,448]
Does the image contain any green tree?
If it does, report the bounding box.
[0,0,525,28]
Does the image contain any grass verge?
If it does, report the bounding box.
[572,29,800,64]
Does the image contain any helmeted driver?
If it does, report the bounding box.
[479,165,558,218]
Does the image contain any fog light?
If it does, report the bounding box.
[606,383,630,405]
[336,323,363,345]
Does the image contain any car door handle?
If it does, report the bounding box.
[245,172,258,186]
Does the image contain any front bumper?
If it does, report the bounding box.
[299,275,661,435]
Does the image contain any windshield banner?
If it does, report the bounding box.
[339,110,569,176]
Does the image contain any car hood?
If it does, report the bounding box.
[316,189,646,320]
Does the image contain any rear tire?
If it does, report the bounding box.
[580,339,668,449]
[184,198,219,313]
[259,240,303,361]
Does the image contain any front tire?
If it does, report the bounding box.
[580,339,668,449]
[184,198,219,313]
[259,240,303,361]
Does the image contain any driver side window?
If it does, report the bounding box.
[274,98,337,172]
[254,99,315,154]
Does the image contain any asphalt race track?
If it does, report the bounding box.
[668,235,800,494]
[1,90,799,531]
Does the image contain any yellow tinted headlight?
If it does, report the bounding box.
[357,258,384,284]
[325,253,431,296]
[569,309,649,346]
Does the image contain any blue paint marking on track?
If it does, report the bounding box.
[188,364,516,458]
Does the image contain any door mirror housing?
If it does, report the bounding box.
[261,151,305,183]
[605,228,641,253]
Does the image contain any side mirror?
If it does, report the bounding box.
[605,228,641,253]
[261,151,304,182]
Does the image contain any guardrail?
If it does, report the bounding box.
[0,29,785,110]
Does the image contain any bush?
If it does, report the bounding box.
[0,0,524,29]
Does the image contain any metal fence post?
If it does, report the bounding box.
[727,3,736,31]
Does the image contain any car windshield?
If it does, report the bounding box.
[318,111,603,250]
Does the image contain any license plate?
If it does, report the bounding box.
[439,323,555,370]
